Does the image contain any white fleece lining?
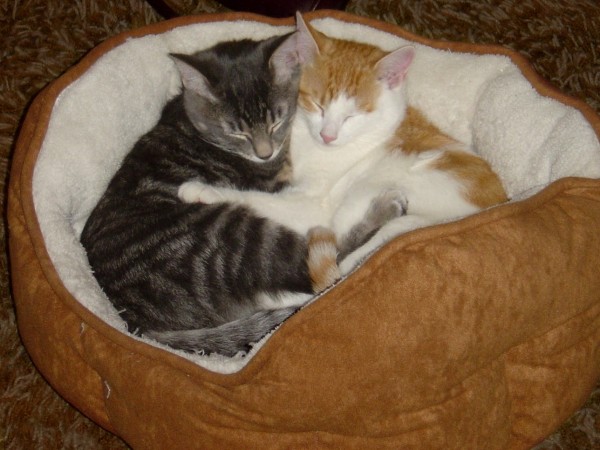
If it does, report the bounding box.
[32,18,600,374]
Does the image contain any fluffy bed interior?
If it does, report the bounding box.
[32,18,600,374]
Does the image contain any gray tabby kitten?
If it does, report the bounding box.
[81,33,399,357]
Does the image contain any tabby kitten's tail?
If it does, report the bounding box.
[145,227,339,356]
[143,307,299,356]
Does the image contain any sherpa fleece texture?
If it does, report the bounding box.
[8,11,600,449]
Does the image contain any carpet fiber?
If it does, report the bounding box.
[1,0,598,448]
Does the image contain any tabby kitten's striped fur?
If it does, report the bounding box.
[178,15,508,273]
[81,34,346,357]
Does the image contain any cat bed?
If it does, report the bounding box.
[8,11,600,449]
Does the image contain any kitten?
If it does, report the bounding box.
[80,34,382,357]
[178,14,508,274]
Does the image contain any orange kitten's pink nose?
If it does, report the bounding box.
[320,131,336,144]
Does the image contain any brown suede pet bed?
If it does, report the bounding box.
[8,11,600,449]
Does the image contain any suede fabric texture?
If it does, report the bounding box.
[8,11,600,449]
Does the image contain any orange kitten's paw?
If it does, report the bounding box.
[178,181,221,204]
[307,226,341,293]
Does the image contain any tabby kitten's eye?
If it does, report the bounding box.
[224,121,250,140]
[269,120,284,135]
[229,132,250,140]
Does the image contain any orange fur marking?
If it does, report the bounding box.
[388,107,460,154]
[306,226,340,293]
[389,107,508,207]
[430,150,509,208]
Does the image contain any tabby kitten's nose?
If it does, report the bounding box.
[254,136,274,159]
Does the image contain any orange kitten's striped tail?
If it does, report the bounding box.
[307,226,341,293]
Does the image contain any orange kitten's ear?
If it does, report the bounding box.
[376,46,415,89]
[295,12,320,64]
[170,54,218,103]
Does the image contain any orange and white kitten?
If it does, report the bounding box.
[179,14,508,273]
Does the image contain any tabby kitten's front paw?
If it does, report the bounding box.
[367,189,408,223]
[178,181,221,204]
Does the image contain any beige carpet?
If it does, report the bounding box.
[1,0,598,448]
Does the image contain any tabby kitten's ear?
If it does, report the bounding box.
[170,54,218,103]
[269,32,302,85]
[375,46,415,89]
